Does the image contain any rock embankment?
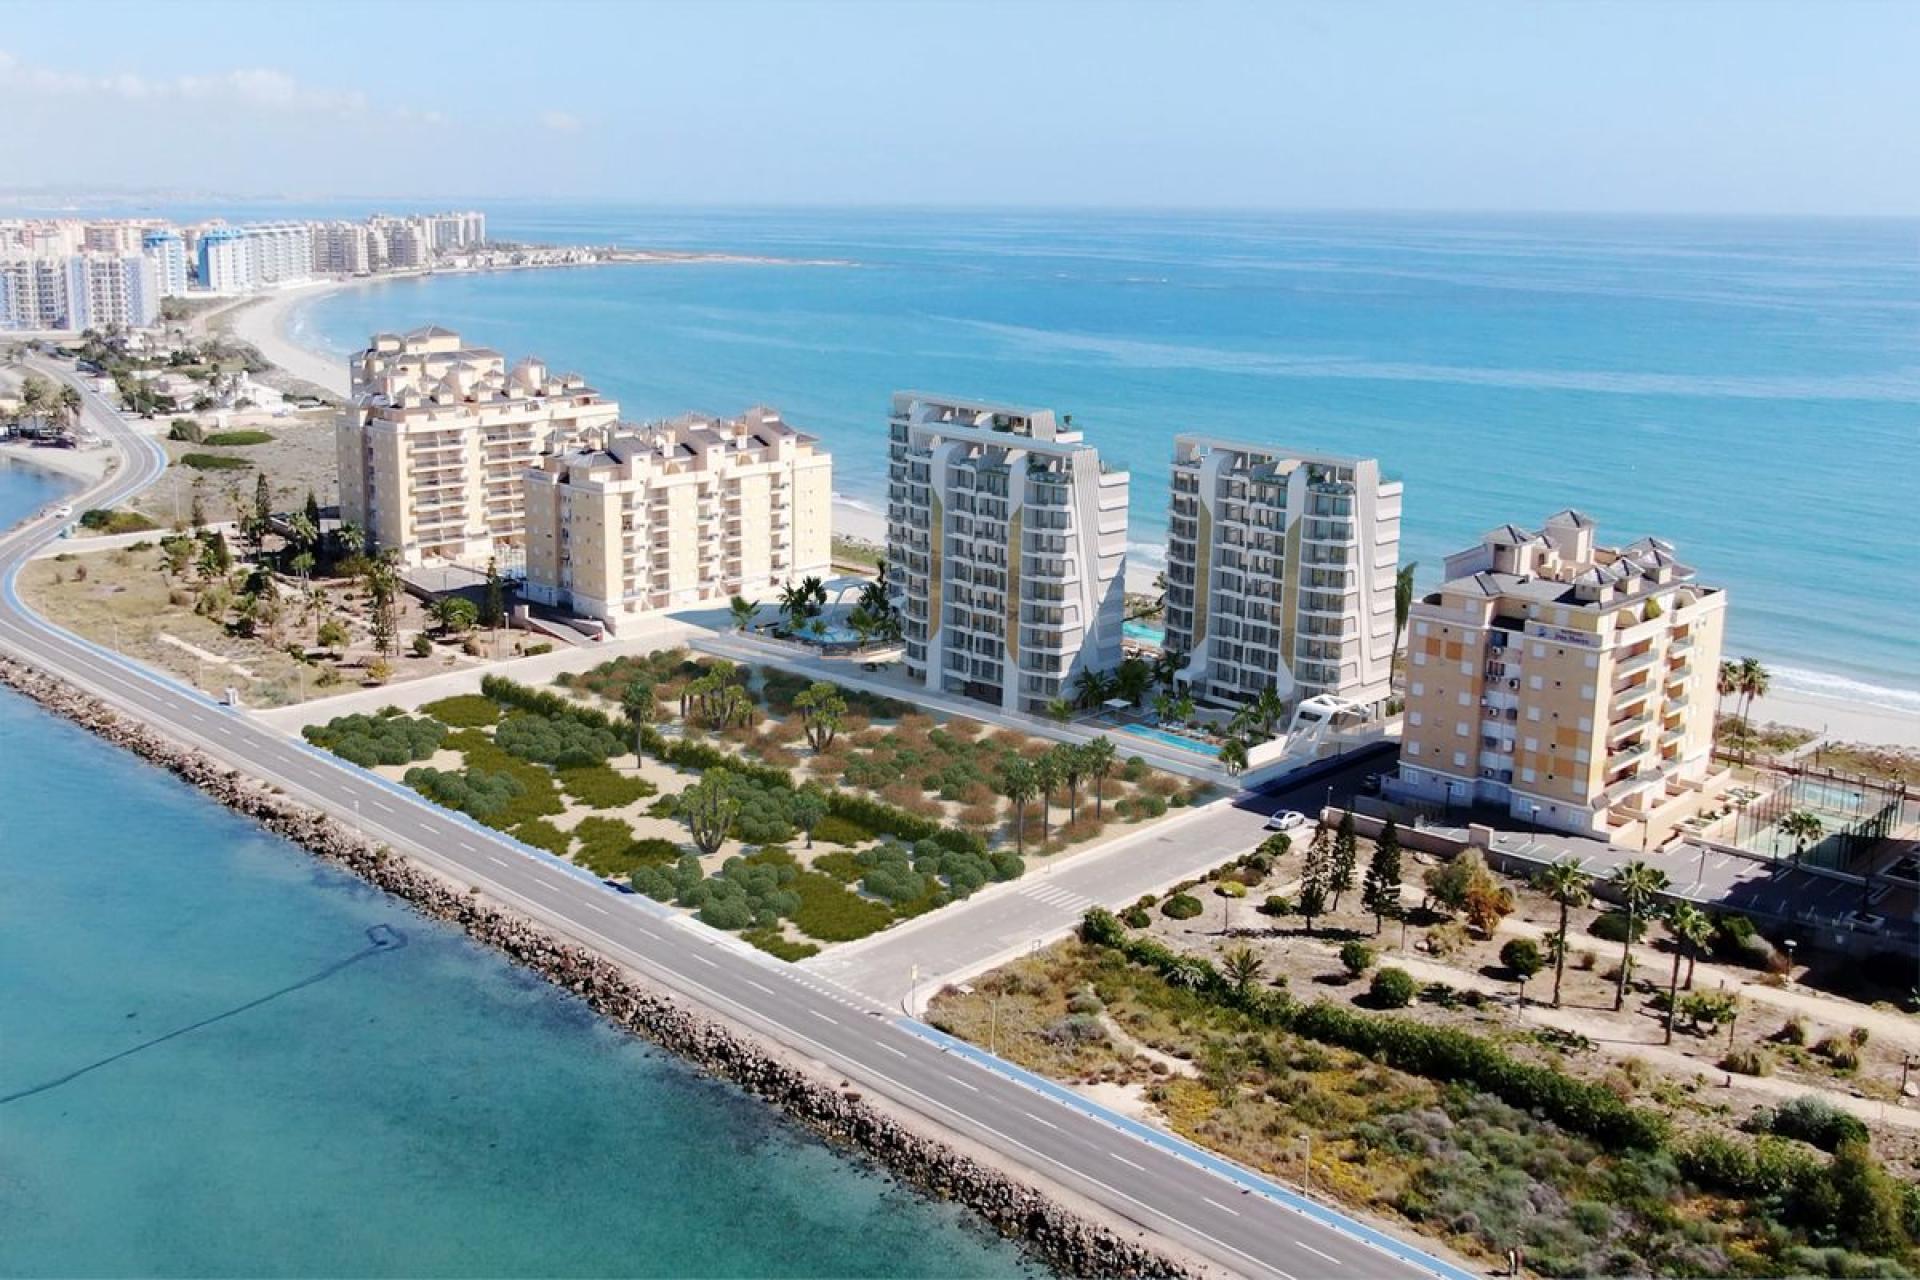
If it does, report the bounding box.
[0,657,1191,1280]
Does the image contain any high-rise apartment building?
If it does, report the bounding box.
[83,220,155,255]
[66,252,161,330]
[336,326,620,565]
[368,216,429,270]
[310,221,374,275]
[142,229,190,298]
[422,211,486,252]
[195,222,312,293]
[1392,511,1727,845]
[523,409,832,630]
[1164,437,1401,714]
[0,256,71,330]
[886,392,1129,715]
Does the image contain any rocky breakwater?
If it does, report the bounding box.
[0,657,1194,1280]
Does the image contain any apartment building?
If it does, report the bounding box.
[885,392,1129,716]
[1392,511,1728,846]
[311,221,374,275]
[0,256,72,330]
[66,252,161,330]
[83,221,155,255]
[523,409,831,630]
[1164,437,1401,715]
[336,326,620,565]
[141,229,190,298]
[368,216,429,270]
[196,222,313,293]
[422,211,486,252]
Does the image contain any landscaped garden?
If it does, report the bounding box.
[301,649,1207,959]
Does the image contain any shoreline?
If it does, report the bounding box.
[0,653,1191,1280]
[238,273,1920,751]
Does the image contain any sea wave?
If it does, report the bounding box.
[1765,665,1920,717]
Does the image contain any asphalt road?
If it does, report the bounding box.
[0,361,1465,1280]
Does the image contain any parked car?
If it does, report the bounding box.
[1264,809,1307,832]
[1361,772,1384,795]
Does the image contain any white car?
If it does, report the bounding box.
[1264,809,1307,832]
[52,504,72,519]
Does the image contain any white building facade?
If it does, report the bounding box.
[141,229,190,298]
[886,392,1129,716]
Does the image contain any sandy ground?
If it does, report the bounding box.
[1747,687,1920,750]
[0,442,115,485]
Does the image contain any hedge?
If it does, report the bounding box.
[304,713,445,767]
[557,763,656,808]
[420,694,501,728]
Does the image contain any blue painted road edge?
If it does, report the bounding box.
[901,1020,1478,1280]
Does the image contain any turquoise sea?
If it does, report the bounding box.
[0,470,1033,1275]
[283,208,1920,709]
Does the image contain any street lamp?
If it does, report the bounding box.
[1298,1132,1313,1199]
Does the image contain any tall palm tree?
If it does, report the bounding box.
[1152,649,1186,690]
[1058,745,1087,822]
[1717,659,1741,725]
[1082,736,1116,818]
[1252,683,1288,739]
[1033,752,1062,846]
[1074,667,1115,710]
[728,595,759,631]
[1391,562,1417,685]
[1218,737,1249,777]
[1778,809,1823,865]
[999,757,1036,854]
[1663,902,1714,1043]
[1534,858,1591,1008]
[1735,657,1770,762]
[1114,656,1153,707]
[1609,860,1670,1011]
[57,384,82,430]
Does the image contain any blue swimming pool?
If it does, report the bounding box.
[1122,619,1165,647]
[1120,723,1214,755]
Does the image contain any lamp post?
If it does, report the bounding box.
[1299,1132,1313,1199]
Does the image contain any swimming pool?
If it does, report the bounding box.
[1120,723,1215,755]
[1122,620,1165,647]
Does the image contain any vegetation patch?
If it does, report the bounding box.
[78,508,159,534]
[742,926,821,962]
[510,817,573,856]
[179,451,253,471]
[303,712,446,767]
[420,693,501,728]
[788,869,896,941]
[202,430,275,446]
[557,763,656,808]
[494,711,624,767]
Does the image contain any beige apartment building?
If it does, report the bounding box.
[886,392,1130,716]
[522,409,831,630]
[336,326,620,566]
[1165,437,1401,715]
[1392,510,1729,847]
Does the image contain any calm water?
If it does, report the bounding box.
[0,469,1031,1278]
[288,208,1920,708]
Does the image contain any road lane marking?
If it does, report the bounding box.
[878,1043,909,1059]
[1022,1110,1060,1130]
[486,855,508,867]
[1204,1196,1242,1217]
[808,1009,838,1025]
[580,901,609,916]
[944,1073,980,1092]
[1293,1240,1341,1265]
[745,979,776,995]
[690,953,719,967]
[1109,1151,1146,1171]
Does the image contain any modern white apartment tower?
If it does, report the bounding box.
[141,229,190,298]
[66,252,161,330]
[523,409,832,630]
[886,392,1129,716]
[336,326,620,566]
[1164,437,1401,714]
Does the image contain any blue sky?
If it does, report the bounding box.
[1,0,1914,214]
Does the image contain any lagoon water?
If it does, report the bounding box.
[0,469,1033,1275]
[290,208,1920,708]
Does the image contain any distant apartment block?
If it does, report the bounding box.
[310,221,374,275]
[336,326,620,566]
[523,409,831,630]
[197,222,313,293]
[1164,437,1401,714]
[0,251,157,330]
[141,229,190,298]
[886,392,1128,716]
[368,216,429,271]
[0,256,72,330]
[1393,511,1728,845]
[422,211,487,252]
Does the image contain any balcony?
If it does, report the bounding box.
[1609,709,1653,740]
[1614,647,1660,679]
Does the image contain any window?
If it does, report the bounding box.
[1577,716,1592,731]
[1524,737,1538,752]
[1460,661,1472,676]
[1410,682,1424,697]
[1522,768,1537,783]
[1580,684,1595,699]
[1415,622,1429,637]
[1585,653,1599,669]
[1527,706,1542,722]
[1529,675,1544,690]
[1458,691,1470,706]
[1574,748,1590,763]
[1456,721,1469,737]
[1413,651,1427,666]
[1407,742,1421,757]
[1408,711,1423,726]
[1532,643,1546,658]
[1453,751,1468,768]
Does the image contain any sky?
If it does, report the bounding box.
[0,0,1915,215]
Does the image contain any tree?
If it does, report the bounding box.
[303,488,322,532]
[363,551,401,657]
[1663,902,1714,1043]
[1734,656,1771,763]
[998,757,1037,854]
[1114,656,1153,707]
[317,616,350,653]
[728,595,760,631]
[1218,736,1249,777]
[790,785,828,849]
[57,383,81,429]
[1370,967,1416,1008]
[1220,945,1265,996]
[429,596,477,634]
[1083,736,1116,818]
[252,471,272,533]
[1339,940,1375,976]
[1533,858,1592,1008]
[1058,744,1086,821]
[1361,819,1404,935]
[677,770,739,855]
[1297,822,1331,934]
[1152,649,1185,690]
[196,528,232,580]
[1501,937,1544,982]
[1251,683,1288,739]
[189,480,207,532]
[1392,562,1417,683]
[1073,666,1115,710]
[792,681,847,752]
[1717,659,1740,725]
[1328,810,1359,911]
[1033,751,1062,845]
[1609,860,1671,1011]
[480,558,506,629]
[1778,809,1824,864]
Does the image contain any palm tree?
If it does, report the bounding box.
[1218,737,1249,777]
[1083,736,1116,818]
[1114,656,1153,707]
[1779,809,1823,865]
[1073,667,1116,711]
[1220,945,1264,996]
[1033,752,1062,846]
[1252,683,1288,739]
[1056,745,1085,823]
[728,595,759,631]
[999,757,1037,853]
[1533,858,1591,1008]
[1735,657,1770,762]
[1392,562,1417,684]
[1717,659,1741,725]
[1663,903,1714,1043]
[1152,649,1186,690]
[1609,860,1670,1011]
[57,384,82,430]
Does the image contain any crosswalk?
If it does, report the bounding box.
[1015,881,1095,912]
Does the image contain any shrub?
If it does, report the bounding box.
[78,507,158,534]
[1757,1095,1870,1153]
[303,712,446,767]
[741,927,820,962]
[1777,1015,1809,1045]
[557,763,656,808]
[422,693,501,727]
[202,429,274,446]
[1590,911,1647,944]
[1369,967,1417,1008]
[1261,895,1293,917]
[1339,941,1376,976]
[788,870,895,942]
[524,642,554,656]
[1121,906,1151,928]
[1214,880,1246,899]
[1500,937,1545,979]
[1722,1046,1774,1077]
[494,712,624,766]
[1815,1035,1862,1073]
[1162,893,1203,920]
[811,813,874,846]
[510,818,572,856]
[166,418,203,442]
[410,634,433,657]
[403,765,522,822]
[179,451,251,471]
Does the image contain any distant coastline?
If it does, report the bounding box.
[236,258,1920,753]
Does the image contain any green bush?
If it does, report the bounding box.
[789,870,896,941]
[557,763,656,808]
[1340,941,1376,976]
[494,712,624,767]
[166,418,202,442]
[421,694,501,728]
[1162,893,1203,920]
[1369,966,1417,1008]
[510,818,572,855]
[410,634,433,657]
[524,642,554,656]
[1756,1095,1871,1153]
[742,927,820,962]
[811,813,875,846]
[1500,937,1545,979]
[1723,1046,1774,1077]
[179,451,251,471]
[1121,906,1151,928]
[440,728,565,829]
[78,508,159,534]
[1214,880,1247,898]
[1589,910,1646,944]
[303,713,446,767]
[202,429,274,446]
[402,765,522,822]
[567,817,678,878]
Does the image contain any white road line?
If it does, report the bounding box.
[580,901,609,916]
[944,1073,980,1092]
[1203,1196,1241,1217]
[808,1009,838,1025]
[485,855,507,867]
[878,1043,910,1059]
[1023,1110,1060,1130]
[746,979,775,995]
[1108,1151,1146,1171]
[1292,1240,1342,1265]
[369,798,395,814]
[690,953,719,968]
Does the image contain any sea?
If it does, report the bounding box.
[0,475,1034,1273]
[275,206,1920,710]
